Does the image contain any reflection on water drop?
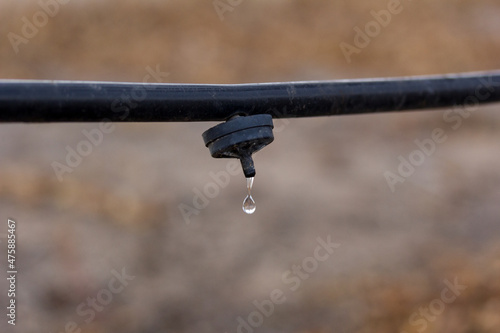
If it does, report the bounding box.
[243,196,256,214]
[242,177,256,214]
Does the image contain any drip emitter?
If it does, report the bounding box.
[202,114,275,214]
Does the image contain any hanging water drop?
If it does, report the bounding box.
[242,177,256,214]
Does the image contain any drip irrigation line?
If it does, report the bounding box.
[0,71,499,122]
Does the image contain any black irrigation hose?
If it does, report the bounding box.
[0,71,499,122]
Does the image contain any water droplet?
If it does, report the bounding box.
[242,177,256,214]
[243,196,256,214]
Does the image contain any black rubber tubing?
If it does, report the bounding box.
[0,71,499,122]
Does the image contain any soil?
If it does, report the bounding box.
[1,1,500,332]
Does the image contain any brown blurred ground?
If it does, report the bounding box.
[1,1,500,332]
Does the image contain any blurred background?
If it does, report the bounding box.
[1,0,500,332]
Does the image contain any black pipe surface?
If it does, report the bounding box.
[0,71,499,122]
